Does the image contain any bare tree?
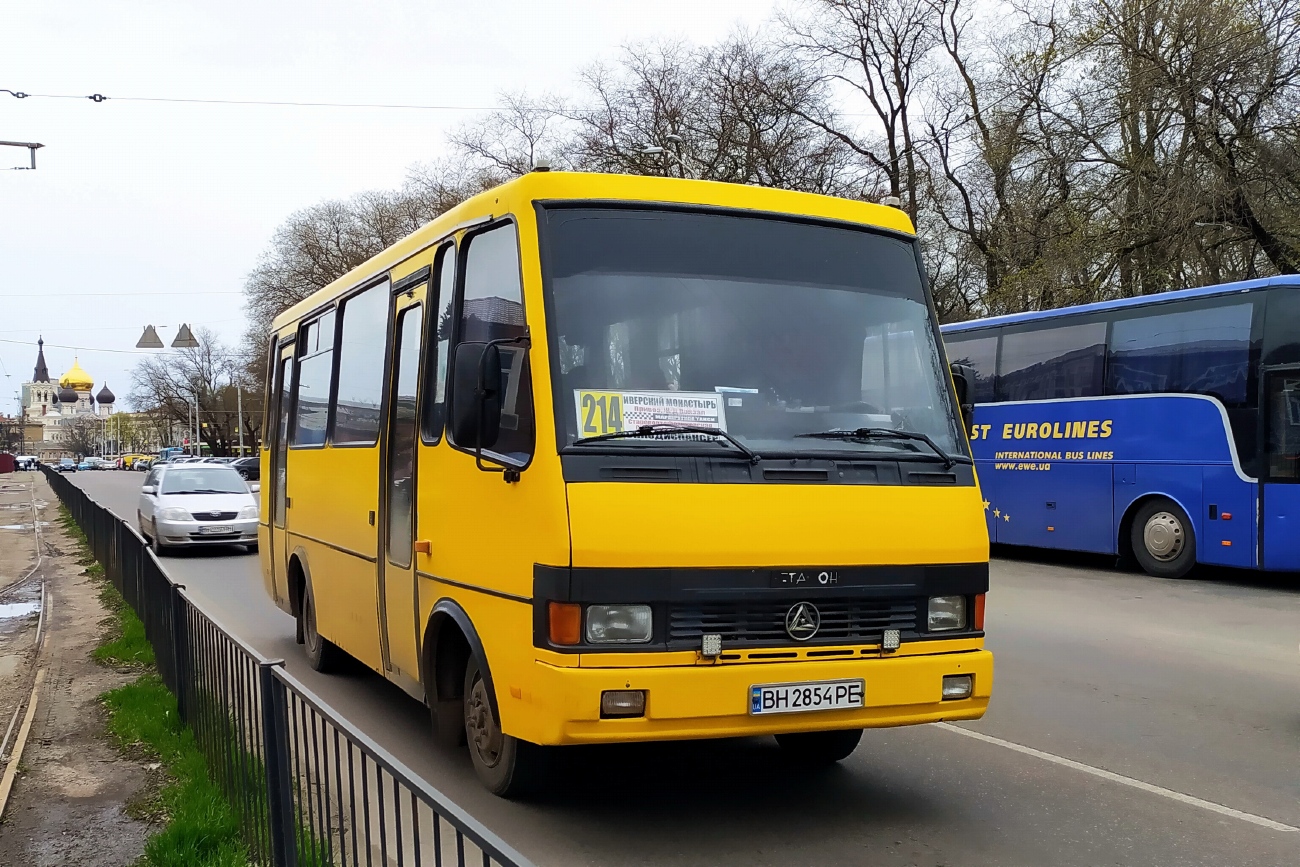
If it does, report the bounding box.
[128,329,254,457]
[779,0,942,215]
[62,415,101,459]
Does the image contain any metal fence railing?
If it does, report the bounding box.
[42,467,534,867]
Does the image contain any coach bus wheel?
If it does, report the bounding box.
[775,728,863,765]
[301,579,342,672]
[1131,498,1196,579]
[464,658,548,797]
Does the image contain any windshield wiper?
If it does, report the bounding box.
[572,424,760,464]
[172,488,233,495]
[793,427,957,469]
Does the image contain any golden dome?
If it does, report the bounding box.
[58,357,94,391]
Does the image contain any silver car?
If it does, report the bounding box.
[138,463,261,554]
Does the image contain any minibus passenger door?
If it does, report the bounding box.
[268,345,295,602]
[1259,365,1300,570]
[378,282,426,681]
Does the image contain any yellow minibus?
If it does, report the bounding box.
[259,172,992,796]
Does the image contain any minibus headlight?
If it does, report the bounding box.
[585,605,653,644]
[927,596,966,631]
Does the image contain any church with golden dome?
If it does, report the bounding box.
[20,338,116,459]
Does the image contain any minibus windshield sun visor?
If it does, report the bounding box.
[542,207,964,461]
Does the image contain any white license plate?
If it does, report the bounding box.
[749,678,865,715]
[198,525,233,535]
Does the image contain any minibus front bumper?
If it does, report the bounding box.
[520,648,993,745]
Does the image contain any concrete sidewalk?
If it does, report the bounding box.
[0,471,152,867]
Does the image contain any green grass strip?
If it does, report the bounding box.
[60,502,253,867]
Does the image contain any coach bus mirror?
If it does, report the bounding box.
[950,362,975,433]
[452,342,503,451]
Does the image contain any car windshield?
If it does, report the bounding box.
[543,208,961,457]
[161,467,248,495]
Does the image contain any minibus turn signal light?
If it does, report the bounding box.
[974,593,986,631]
[548,602,582,646]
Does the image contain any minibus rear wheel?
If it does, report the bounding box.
[1130,498,1196,579]
[464,658,549,797]
[775,729,863,765]
[301,577,342,672]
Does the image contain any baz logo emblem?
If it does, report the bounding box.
[784,602,821,641]
[775,570,839,586]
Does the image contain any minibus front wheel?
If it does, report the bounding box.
[464,658,550,797]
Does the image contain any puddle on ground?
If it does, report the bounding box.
[0,522,51,531]
[0,602,40,619]
[0,653,19,678]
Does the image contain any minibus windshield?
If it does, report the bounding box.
[543,207,961,457]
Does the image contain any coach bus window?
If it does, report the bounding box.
[1263,288,1300,366]
[424,243,455,441]
[1108,302,1252,404]
[999,321,1105,401]
[457,223,534,463]
[946,334,997,402]
[544,208,961,455]
[292,310,335,447]
[333,281,389,445]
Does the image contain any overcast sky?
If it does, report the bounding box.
[0,0,777,412]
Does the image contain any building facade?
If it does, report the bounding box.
[19,338,116,460]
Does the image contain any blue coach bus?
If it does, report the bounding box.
[942,275,1300,578]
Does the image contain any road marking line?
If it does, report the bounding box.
[936,723,1298,833]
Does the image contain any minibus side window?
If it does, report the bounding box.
[292,310,335,447]
[456,223,534,464]
[424,242,456,441]
[333,280,390,445]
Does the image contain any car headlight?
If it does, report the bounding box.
[159,507,190,521]
[585,604,653,644]
[237,505,259,519]
[927,595,967,631]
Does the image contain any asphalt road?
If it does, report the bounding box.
[71,469,1300,866]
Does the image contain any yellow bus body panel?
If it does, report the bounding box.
[567,482,988,568]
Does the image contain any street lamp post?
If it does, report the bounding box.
[135,323,202,455]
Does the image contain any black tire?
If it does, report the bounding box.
[463,658,549,797]
[430,699,467,749]
[150,524,167,557]
[245,542,259,554]
[1130,498,1196,579]
[775,729,863,765]
[301,578,343,672]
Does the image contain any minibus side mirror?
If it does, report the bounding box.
[452,342,503,451]
[950,362,975,435]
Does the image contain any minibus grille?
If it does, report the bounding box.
[668,598,919,646]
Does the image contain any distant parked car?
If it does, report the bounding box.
[232,457,260,481]
[77,460,95,471]
[133,458,153,472]
[137,463,260,555]
[58,458,77,473]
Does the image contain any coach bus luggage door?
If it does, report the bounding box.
[268,343,295,603]
[1259,365,1300,570]
[378,280,426,685]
